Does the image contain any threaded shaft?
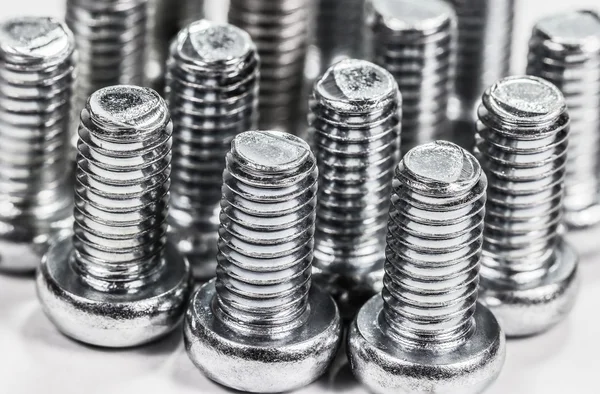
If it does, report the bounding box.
[527,10,600,228]
[309,59,401,277]
[73,85,172,292]
[215,130,318,334]
[166,20,260,271]
[0,17,75,221]
[475,76,569,284]
[367,0,455,152]
[383,141,486,348]
[229,0,312,133]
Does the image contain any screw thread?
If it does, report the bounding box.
[367,0,455,152]
[215,130,318,334]
[73,85,172,292]
[0,17,75,221]
[382,141,486,348]
[475,76,569,284]
[229,0,312,133]
[526,10,600,227]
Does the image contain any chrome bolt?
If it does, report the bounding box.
[366,0,456,152]
[309,59,401,318]
[166,20,259,281]
[37,85,191,347]
[475,76,579,337]
[527,10,600,229]
[348,141,505,394]
[229,0,312,134]
[0,17,75,274]
[184,130,342,393]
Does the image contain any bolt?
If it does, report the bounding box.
[527,10,600,229]
[166,20,259,281]
[366,0,456,153]
[229,0,312,134]
[475,76,579,337]
[0,17,75,274]
[36,85,191,347]
[348,141,505,394]
[308,59,401,318]
[184,130,342,393]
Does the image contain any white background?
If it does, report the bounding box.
[0,0,599,393]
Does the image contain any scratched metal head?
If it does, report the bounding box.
[536,10,600,50]
[370,0,454,32]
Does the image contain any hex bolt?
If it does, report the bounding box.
[366,0,456,153]
[36,85,191,347]
[229,0,312,134]
[309,59,402,318]
[527,10,600,229]
[475,76,579,337]
[0,17,75,274]
[166,20,259,281]
[184,130,342,393]
[348,141,505,394]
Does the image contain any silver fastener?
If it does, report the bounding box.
[366,0,456,153]
[527,10,600,229]
[166,20,259,281]
[184,130,341,393]
[348,141,505,394]
[475,76,579,337]
[229,0,312,134]
[36,85,191,347]
[0,17,75,274]
[309,59,401,318]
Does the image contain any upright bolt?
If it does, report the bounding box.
[527,10,600,229]
[229,0,312,133]
[166,20,259,280]
[184,130,341,393]
[475,76,579,337]
[0,17,75,273]
[309,59,401,317]
[366,0,456,153]
[37,85,191,347]
[348,141,505,394]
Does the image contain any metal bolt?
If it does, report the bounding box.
[475,76,579,337]
[348,141,505,394]
[0,17,75,274]
[366,0,456,153]
[166,20,259,281]
[527,10,600,229]
[309,59,401,318]
[184,130,342,393]
[36,85,191,347]
[229,0,312,134]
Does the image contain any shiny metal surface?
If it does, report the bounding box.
[308,59,401,319]
[36,85,191,347]
[527,10,600,229]
[475,76,579,337]
[0,17,75,274]
[367,0,456,152]
[348,141,505,394]
[184,130,342,392]
[166,20,259,281]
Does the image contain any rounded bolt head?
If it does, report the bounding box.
[184,280,342,393]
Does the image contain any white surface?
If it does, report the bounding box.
[1,0,600,393]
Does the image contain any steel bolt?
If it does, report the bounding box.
[184,130,342,393]
[309,59,401,318]
[36,85,191,347]
[0,17,75,273]
[476,76,579,337]
[366,0,456,152]
[527,10,600,229]
[348,141,505,394]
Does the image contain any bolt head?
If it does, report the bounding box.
[184,280,342,393]
[348,296,505,394]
